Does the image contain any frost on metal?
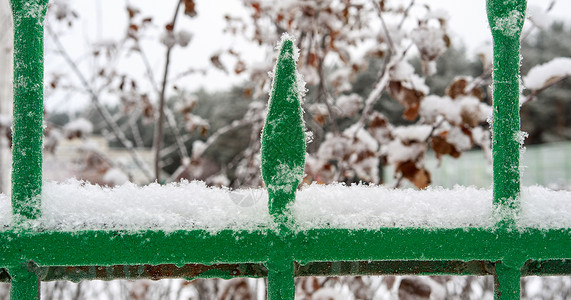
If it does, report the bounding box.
[11,1,49,23]
[492,10,524,37]
[261,33,306,223]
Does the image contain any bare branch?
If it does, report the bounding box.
[46,24,154,181]
[153,0,183,182]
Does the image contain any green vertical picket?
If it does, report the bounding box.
[9,0,49,221]
[9,1,49,299]
[487,0,526,223]
[487,0,527,299]
[261,36,305,299]
[8,263,40,300]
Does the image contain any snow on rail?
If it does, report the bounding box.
[0,180,569,232]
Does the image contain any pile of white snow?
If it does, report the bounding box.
[524,57,571,90]
[0,180,569,232]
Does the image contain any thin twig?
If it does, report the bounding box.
[46,24,154,181]
[153,0,183,182]
[398,0,415,29]
[138,44,189,159]
[522,75,569,105]
[316,33,339,135]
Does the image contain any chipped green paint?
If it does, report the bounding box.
[4,1,571,300]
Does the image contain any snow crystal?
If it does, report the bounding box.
[523,57,571,90]
[411,26,448,61]
[420,95,462,125]
[294,184,571,230]
[420,95,490,127]
[270,164,304,194]
[493,10,524,37]
[191,140,207,158]
[4,180,274,232]
[336,94,363,118]
[160,31,176,48]
[344,124,378,152]
[175,30,193,47]
[390,61,429,95]
[102,168,129,186]
[270,33,307,100]
[393,125,432,142]
[63,118,93,138]
[293,184,494,229]
[382,140,425,165]
[0,182,570,231]
[20,1,48,21]
[445,127,472,152]
[520,186,571,229]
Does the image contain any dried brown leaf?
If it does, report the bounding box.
[396,161,431,189]
[446,77,483,100]
[183,0,197,17]
[430,135,461,159]
[389,81,424,121]
[210,55,227,73]
[398,278,432,300]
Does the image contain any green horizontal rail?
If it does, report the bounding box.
[0,228,569,267]
[5,0,570,299]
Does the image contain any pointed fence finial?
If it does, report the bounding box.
[261,34,306,227]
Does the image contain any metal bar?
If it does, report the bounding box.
[7,262,40,300]
[486,0,527,227]
[9,0,49,221]
[494,262,522,300]
[261,35,306,299]
[1,228,570,267]
[267,259,295,300]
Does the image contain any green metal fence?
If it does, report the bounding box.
[1,0,570,299]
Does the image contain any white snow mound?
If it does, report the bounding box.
[0,181,569,231]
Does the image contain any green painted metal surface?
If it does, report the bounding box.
[261,36,306,226]
[261,35,305,300]
[9,0,49,222]
[4,0,570,299]
[487,0,528,298]
[487,0,526,220]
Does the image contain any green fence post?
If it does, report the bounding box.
[9,0,49,222]
[486,0,526,225]
[8,262,40,300]
[261,35,306,299]
[487,0,526,298]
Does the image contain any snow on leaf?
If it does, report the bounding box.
[411,26,449,61]
[523,57,571,90]
[63,118,93,139]
[336,93,363,118]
